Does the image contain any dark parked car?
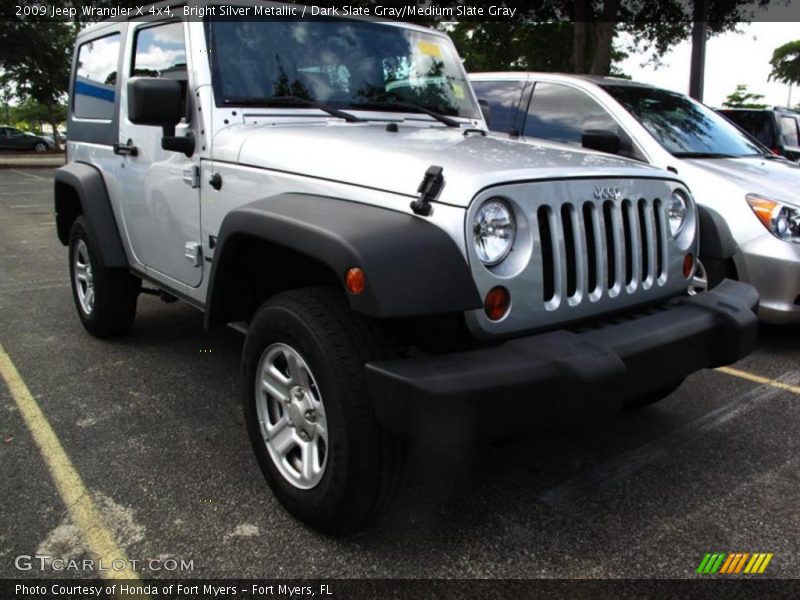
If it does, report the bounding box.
[0,126,53,152]
[717,108,800,161]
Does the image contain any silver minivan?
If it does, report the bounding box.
[471,72,800,324]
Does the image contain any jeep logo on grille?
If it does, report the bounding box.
[593,185,622,201]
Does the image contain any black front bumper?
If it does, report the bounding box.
[365,280,759,438]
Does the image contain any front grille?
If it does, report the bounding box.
[537,198,668,310]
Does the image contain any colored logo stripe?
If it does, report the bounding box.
[744,553,774,574]
[697,553,726,574]
[719,553,749,573]
[698,552,773,574]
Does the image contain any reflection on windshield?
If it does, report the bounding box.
[602,84,764,158]
[206,18,478,119]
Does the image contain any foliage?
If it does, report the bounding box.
[722,84,768,108]
[447,0,772,77]
[0,18,74,147]
[769,40,800,86]
[12,98,68,129]
[448,22,576,73]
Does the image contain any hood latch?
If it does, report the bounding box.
[411,165,444,217]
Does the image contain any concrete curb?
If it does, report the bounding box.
[0,153,66,169]
[0,157,65,169]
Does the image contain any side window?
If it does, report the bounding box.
[74,34,121,120]
[525,82,619,145]
[132,22,188,116]
[471,80,525,134]
[779,116,799,147]
[132,22,187,79]
[724,112,774,147]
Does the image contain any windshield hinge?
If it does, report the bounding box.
[411,165,444,217]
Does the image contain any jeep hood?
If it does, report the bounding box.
[212,122,670,207]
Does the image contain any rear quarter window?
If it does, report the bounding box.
[779,116,800,147]
[74,33,121,120]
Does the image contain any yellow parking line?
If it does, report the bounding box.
[716,366,800,396]
[0,344,140,581]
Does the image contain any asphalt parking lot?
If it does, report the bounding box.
[1,167,799,580]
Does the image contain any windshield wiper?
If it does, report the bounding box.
[230,96,362,123]
[672,152,739,159]
[349,100,461,128]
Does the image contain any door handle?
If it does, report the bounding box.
[113,139,138,156]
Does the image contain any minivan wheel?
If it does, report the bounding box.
[242,287,404,533]
[687,258,708,295]
[33,142,47,152]
[696,255,738,292]
[69,216,140,338]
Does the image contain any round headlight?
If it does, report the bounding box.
[668,190,689,237]
[473,199,516,265]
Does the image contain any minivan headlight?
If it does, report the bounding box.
[473,199,516,265]
[746,194,800,243]
[668,189,689,237]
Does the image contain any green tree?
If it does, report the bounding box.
[0,19,74,149]
[12,97,68,133]
[447,0,772,76]
[722,84,768,108]
[0,1,144,148]
[769,40,800,86]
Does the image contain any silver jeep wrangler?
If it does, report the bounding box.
[55,1,758,532]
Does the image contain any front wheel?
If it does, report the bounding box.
[242,287,403,533]
[33,142,48,152]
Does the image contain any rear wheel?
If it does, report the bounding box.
[242,287,404,533]
[33,142,47,152]
[69,216,139,338]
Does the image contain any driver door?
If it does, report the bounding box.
[117,21,202,287]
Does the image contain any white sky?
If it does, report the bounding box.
[619,22,798,109]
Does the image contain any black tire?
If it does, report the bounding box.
[623,378,685,410]
[699,255,737,290]
[242,287,404,534]
[68,216,139,338]
[33,142,47,152]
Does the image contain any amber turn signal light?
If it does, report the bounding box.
[683,253,694,279]
[345,267,366,295]
[484,286,510,321]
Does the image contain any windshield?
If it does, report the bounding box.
[601,84,765,158]
[205,18,479,120]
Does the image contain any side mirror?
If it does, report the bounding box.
[128,77,194,156]
[582,129,621,155]
[478,99,492,128]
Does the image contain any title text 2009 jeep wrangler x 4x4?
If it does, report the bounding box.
[55,2,758,532]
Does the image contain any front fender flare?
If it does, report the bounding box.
[204,194,482,329]
[697,205,738,260]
